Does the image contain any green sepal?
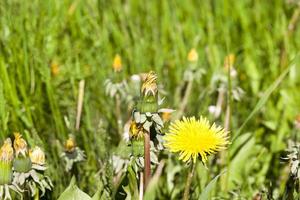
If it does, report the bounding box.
[13,157,32,173]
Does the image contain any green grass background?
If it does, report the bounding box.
[0,0,300,199]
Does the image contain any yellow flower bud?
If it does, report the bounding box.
[51,60,60,76]
[65,136,76,153]
[0,138,14,163]
[29,146,45,165]
[187,48,198,62]
[224,54,235,70]
[13,132,28,157]
[159,108,175,122]
[113,54,122,72]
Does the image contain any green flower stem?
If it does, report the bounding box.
[183,161,196,200]
[34,188,40,200]
[115,93,123,137]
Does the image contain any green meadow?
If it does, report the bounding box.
[0,0,300,199]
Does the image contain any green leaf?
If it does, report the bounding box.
[58,176,92,200]
[198,172,225,200]
[91,190,101,200]
[131,140,144,157]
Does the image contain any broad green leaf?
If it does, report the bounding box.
[57,177,92,200]
[198,172,225,200]
[91,190,101,200]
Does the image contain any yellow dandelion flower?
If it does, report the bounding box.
[187,48,198,62]
[0,138,14,163]
[113,54,122,72]
[164,116,229,163]
[13,132,28,157]
[141,71,158,97]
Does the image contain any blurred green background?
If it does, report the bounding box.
[0,0,300,199]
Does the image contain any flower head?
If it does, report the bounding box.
[164,116,229,163]
[113,54,122,72]
[158,108,175,122]
[50,60,60,76]
[129,120,144,139]
[141,71,158,97]
[13,133,28,157]
[29,147,45,166]
[64,135,76,153]
[0,138,14,163]
[187,48,198,62]
[224,54,235,70]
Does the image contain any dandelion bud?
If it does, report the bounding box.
[13,132,28,157]
[224,54,235,70]
[65,136,76,153]
[13,133,32,173]
[29,147,45,166]
[140,71,158,113]
[187,48,198,62]
[113,54,122,72]
[158,108,175,122]
[0,138,14,185]
[50,60,60,76]
[141,71,158,97]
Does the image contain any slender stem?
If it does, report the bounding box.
[139,172,144,200]
[75,80,85,130]
[183,162,196,200]
[115,93,122,138]
[220,60,232,191]
[144,131,151,190]
[34,189,40,200]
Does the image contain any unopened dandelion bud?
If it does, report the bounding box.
[13,133,32,173]
[65,136,76,153]
[224,54,235,70]
[0,138,14,185]
[140,71,158,113]
[141,71,158,97]
[113,54,122,72]
[29,146,45,166]
[187,48,198,62]
[51,60,60,76]
[159,108,175,122]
